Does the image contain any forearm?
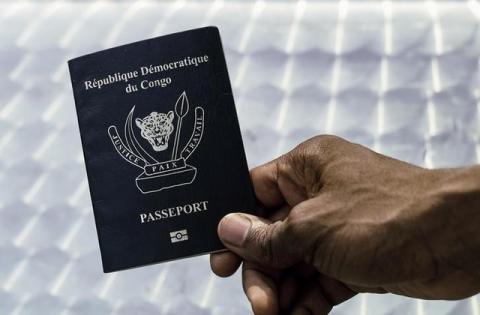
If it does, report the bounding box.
[422,165,480,278]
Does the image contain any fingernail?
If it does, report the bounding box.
[291,306,312,315]
[219,214,251,247]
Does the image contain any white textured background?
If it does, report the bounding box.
[0,0,479,314]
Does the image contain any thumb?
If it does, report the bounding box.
[218,213,302,268]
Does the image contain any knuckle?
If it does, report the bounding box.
[285,205,314,238]
[294,135,346,163]
[249,164,264,182]
[309,135,344,149]
[276,154,291,178]
[250,222,283,266]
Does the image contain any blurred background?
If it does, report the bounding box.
[0,0,479,314]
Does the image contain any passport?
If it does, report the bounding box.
[68,27,256,272]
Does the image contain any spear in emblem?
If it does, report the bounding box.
[171,91,189,160]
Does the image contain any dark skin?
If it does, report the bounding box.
[210,135,480,315]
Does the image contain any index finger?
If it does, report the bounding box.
[250,159,285,209]
[251,154,308,209]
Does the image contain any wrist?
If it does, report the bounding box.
[419,166,480,277]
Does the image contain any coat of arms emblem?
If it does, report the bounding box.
[107,91,204,193]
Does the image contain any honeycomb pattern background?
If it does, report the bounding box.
[0,0,479,314]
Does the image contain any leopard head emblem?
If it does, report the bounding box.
[135,111,174,152]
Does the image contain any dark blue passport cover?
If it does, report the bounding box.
[68,27,255,272]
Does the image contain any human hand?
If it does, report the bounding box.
[210,135,480,315]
